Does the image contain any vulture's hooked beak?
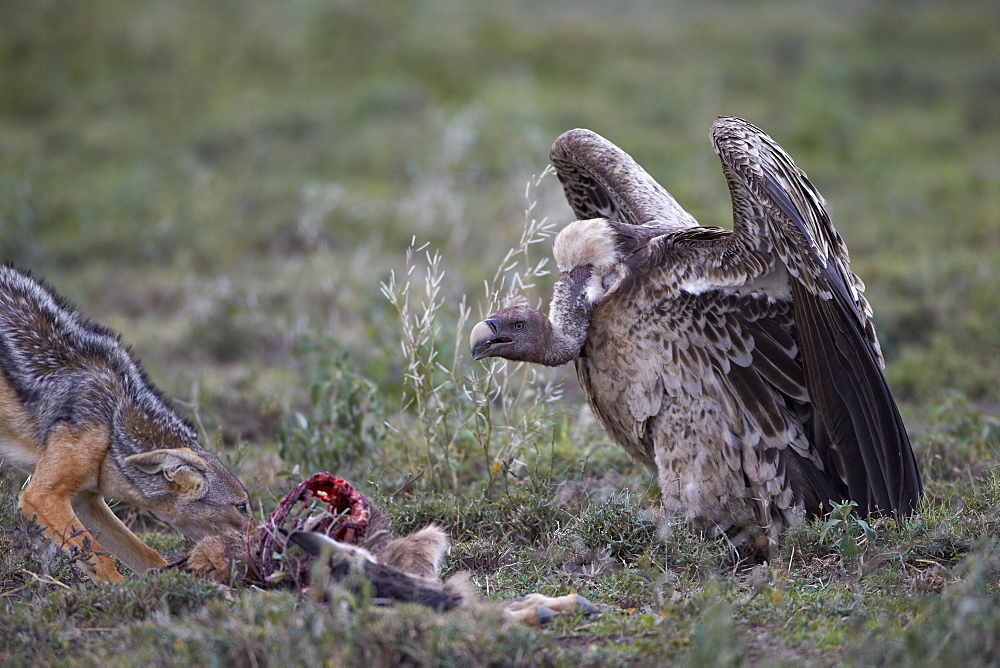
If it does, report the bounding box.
[470,318,507,360]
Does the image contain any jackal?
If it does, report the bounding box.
[0,264,251,582]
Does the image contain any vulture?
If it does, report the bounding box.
[470,117,922,554]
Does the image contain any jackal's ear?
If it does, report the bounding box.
[125,448,209,499]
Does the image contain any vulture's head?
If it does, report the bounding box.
[471,219,628,367]
[470,305,555,364]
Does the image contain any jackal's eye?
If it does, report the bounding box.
[514,321,525,331]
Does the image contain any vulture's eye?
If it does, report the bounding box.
[514,321,525,331]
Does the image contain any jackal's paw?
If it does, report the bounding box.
[502,592,600,625]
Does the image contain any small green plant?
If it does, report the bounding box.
[277,337,387,476]
[819,500,877,567]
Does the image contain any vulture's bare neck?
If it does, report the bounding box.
[537,265,595,366]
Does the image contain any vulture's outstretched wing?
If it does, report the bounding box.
[550,129,698,232]
[709,116,922,515]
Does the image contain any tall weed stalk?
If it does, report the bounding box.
[381,167,564,495]
[468,166,565,489]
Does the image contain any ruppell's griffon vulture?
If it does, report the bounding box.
[471,117,922,555]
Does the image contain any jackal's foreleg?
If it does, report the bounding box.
[72,491,167,574]
[19,425,124,583]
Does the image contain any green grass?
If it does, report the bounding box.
[1,1,999,665]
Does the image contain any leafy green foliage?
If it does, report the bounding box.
[818,501,877,567]
[277,338,387,477]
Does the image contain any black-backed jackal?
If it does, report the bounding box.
[0,264,251,582]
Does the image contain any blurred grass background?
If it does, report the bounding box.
[2,1,1000,664]
[3,1,996,424]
